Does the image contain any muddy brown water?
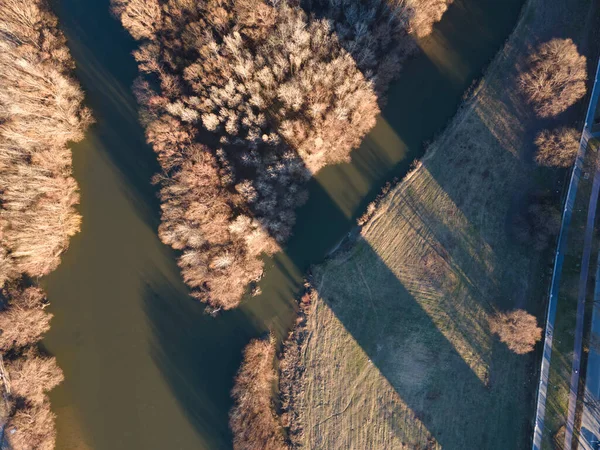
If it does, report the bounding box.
[42,0,524,448]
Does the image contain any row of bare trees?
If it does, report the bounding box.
[114,0,452,309]
[519,38,587,168]
[0,1,91,448]
[487,38,589,354]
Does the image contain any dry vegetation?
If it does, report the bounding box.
[0,0,92,280]
[113,0,451,309]
[519,38,587,118]
[0,287,51,352]
[534,127,580,168]
[489,309,542,355]
[229,337,287,450]
[0,1,91,449]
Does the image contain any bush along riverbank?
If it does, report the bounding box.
[0,0,92,448]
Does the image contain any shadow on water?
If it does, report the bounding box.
[141,269,258,448]
[49,0,162,230]
[40,0,524,449]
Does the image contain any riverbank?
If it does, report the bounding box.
[272,0,600,447]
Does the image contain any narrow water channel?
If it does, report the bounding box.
[43,0,524,448]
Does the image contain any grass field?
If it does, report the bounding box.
[286,0,599,448]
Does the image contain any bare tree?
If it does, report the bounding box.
[0,0,92,280]
[7,350,64,405]
[407,0,454,37]
[512,192,561,252]
[5,400,57,450]
[0,286,52,351]
[534,127,579,168]
[489,309,542,354]
[0,4,88,448]
[111,0,162,40]
[519,39,587,118]
[0,246,15,288]
[304,0,453,94]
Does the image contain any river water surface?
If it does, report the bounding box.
[43,0,524,448]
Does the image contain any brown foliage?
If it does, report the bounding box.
[489,309,542,354]
[0,0,92,280]
[534,127,579,168]
[156,143,279,308]
[0,286,52,351]
[5,400,57,450]
[305,0,453,93]
[7,350,64,405]
[114,0,451,308]
[229,338,287,450]
[519,39,587,118]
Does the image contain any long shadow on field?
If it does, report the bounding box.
[309,237,531,449]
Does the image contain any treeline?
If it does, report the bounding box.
[113,0,452,309]
[229,336,287,450]
[0,1,91,448]
[228,289,313,449]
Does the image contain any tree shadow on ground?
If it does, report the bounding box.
[306,238,533,449]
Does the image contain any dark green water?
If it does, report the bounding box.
[42,0,524,448]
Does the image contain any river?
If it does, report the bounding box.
[42,0,524,448]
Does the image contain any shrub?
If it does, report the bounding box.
[0,286,52,351]
[519,39,587,118]
[5,400,57,450]
[534,127,579,168]
[7,350,64,405]
[489,309,542,354]
[229,338,287,450]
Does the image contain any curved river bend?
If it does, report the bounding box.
[43,0,524,448]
